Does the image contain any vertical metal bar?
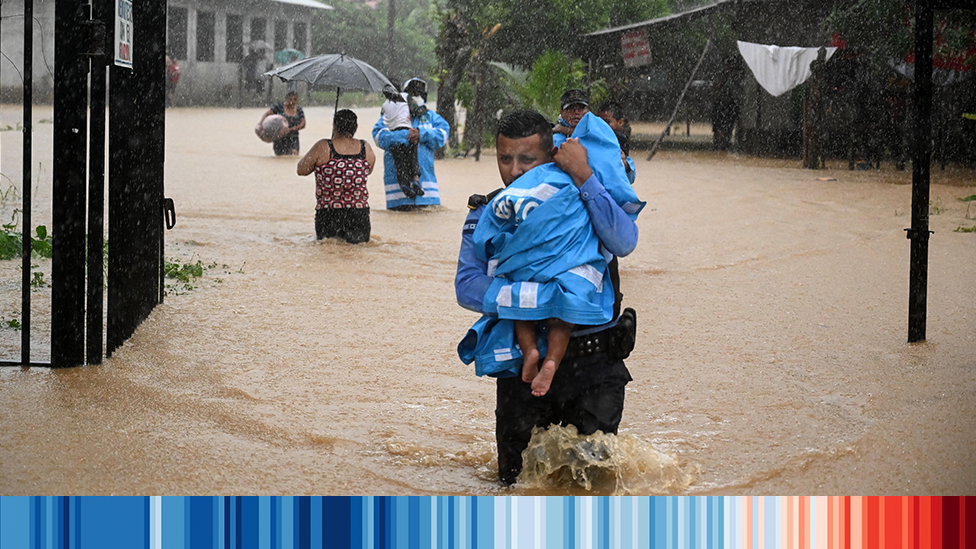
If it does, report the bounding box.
[87,0,108,365]
[21,0,33,366]
[908,0,933,343]
[53,0,90,367]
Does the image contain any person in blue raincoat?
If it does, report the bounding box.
[455,110,642,485]
[372,78,450,211]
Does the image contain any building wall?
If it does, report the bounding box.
[0,0,57,101]
[0,0,318,104]
[168,0,316,105]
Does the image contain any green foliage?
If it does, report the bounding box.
[164,259,218,295]
[30,270,49,289]
[959,194,976,202]
[310,0,438,85]
[165,260,205,283]
[0,224,53,261]
[954,225,976,233]
[451,0,668,67]
[491,51,606,120]
[1,313,21,330]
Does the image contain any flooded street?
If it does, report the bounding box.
[1,105,974,495]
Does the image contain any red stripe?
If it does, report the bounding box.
[887,497,903,549]
[845,497,851,549]
[867,497,880,549]
[921,497,933,549]
[913,497,920,549]
[944,497,960,549]
[933,496,943,549]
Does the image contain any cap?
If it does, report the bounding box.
[403,78,428,97]
[560,89,589,110]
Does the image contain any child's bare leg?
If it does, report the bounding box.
[532,319,572,397]
[515,320,539,384]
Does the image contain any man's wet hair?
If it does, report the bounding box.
[615,130,630,156]
[334,109,358,136]
[496,110,553,152]
[597,101,625,121]
[285,90,299,99]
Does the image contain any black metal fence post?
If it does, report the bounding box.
[907,0,933,343]
[87,0,109,365]
[52,0,91,367]
[21,0,33,366]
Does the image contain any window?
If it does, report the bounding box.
[226,14,243,62]
[196,11,215,61]
[167,6,187,59]
[293,22,306,52]
[250,18,266,43]
[274,21,288,52]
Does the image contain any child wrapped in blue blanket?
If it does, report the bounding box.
[458,113,644,396]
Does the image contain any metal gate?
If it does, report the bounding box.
[2,0,169,368]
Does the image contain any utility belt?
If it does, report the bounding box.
[564,307,637,361]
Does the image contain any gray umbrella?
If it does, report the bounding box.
[264,53,393,113]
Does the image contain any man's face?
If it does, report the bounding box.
[598,111,624,131]
[496,133,552,187]
[560,103,589,128]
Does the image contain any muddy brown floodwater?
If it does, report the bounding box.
[1,105,974,495]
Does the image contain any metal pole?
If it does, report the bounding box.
[907,0,933,343]
[53,0,92,367]
[87,0,108,365]
[21,0,33,366]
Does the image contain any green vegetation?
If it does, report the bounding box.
[0,223,53,260]
[959,195,976,202]
[954,225,976,233]
[1,313,21,330]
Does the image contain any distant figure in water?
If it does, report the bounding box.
[371,78,449,211]
[260,91,305,156]
[297,109,376,244]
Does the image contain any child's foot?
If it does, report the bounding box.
[398,181,417,198]
[531,358,556,397]
[411,182,425,196]
[521,348,539,384]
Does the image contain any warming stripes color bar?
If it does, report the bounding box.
[0,497,972,549]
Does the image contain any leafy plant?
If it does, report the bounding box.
[30,270,50,289]
[959,195,976,202]
[164,259,217,295]
[0,224,53,260]
[954,225,976,233]
[2,314,22,330]
[490,51,606,121]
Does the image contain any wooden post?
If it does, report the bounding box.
[647,38,711,161]
[803,50,826,169]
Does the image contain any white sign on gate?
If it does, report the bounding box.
[115,0,133,68]
[621,30,651,68]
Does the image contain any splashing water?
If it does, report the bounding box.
[517,424,691,495]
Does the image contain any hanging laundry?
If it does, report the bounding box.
[736,41,837,97]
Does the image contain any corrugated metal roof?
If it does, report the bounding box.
[584,1,731,37]
[271,0,333,10]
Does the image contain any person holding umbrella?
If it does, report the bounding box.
[372,78,450,211]
[260,90,306,156]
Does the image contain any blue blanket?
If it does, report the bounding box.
[458,113,644,377]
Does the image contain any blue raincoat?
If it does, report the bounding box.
[372,106,449,209]
[458,113,644,377]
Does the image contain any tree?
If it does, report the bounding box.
[311,0,438,87]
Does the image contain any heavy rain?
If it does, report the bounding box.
[1,0,974,495]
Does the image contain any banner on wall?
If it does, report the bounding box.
[115,0,133,68]
[621,30,651,68]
